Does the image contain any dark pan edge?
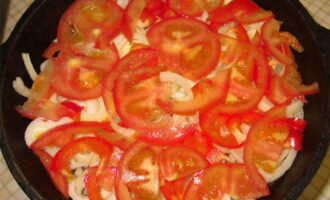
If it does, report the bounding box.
[282,0,330,199]
[0,1,46,199]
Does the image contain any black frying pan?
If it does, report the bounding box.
[0,0,329,199]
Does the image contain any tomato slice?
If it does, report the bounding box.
[161,32,220,81]
[147,17,209,56]
[151,1,177,19]
[122,0,148,41]
[167,0,224,17]
[57,0,123,51]
[33,149,69,198]
[160,68,230,115]
[84,166,117,200]
[184,163,268,200]
[112,49,196,145]
[116,141,162,200]
[218,34,250,65]
[235,9,274,24]
[261,19,303,66]
[30,121,109,149]
[160,178,188,200]
[180,132,213,155]
[51,47,118,100]
[200,108,245,148]
[159,146,209,181]
[51,137,113,177]
[244,105,287,191]
[208,0,260,23]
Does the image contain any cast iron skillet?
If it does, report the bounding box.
[0,0,329,199]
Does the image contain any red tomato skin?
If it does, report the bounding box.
[162,32,221,81]
[33,149,69,198]
[208,0,259,23]
[57,0,123,51]
[200,109,245,148]
[161,68,230,115]
[51,137,113,176]
[244,105,287,191]
[122,0,148,41]
[261,19,294,65]
[159,145,209,181]
[147,17,210,56]
[184,163,269,200]
[115,141,162,200]
[50,46,118,100]
[30,121,109,149]
[137,124,197,145]
[84,166,117,200]
[160,178,188,200]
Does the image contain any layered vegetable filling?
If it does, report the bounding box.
[14,0,319,199]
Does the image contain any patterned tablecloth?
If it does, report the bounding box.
[0,0,329,200]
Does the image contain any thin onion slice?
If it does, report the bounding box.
[258,149,297,183]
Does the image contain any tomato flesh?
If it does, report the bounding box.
[116,141,162,200]
[84,166,117,200]
[184,163,268,200]
[159,146,209,181]
[51,137,113,177]
[57,0,123,51]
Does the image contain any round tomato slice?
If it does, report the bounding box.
[112,49,196,145]
[167,0,223,17]
[84,166,117,200]
[51,137,113,177]
[57,0,123,51]
[184,163,269,200]
[147,17,209,56]
[161,32,220,80]
[159,146,209,181]
[51,47,118,100]
[116,141,162,200]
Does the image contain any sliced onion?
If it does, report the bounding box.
[79,98,109,122]
[231,128,246,144]
[196,11,209,23]
[222,194,232,200]
[258,149,297,183]
[44,146,60,157]
[229,148,244,164]
[286,100,304,118]
[258,96,275,112]
[132,27,149,45]
[68,176,89,200]
[25,117,73,147]
[159,71,195,101]
[243,21,264,40]
[112,33,131,58]
[22,53,38,81]
[13,77,30,98]
[110,117,136,137]
[39,60,50,72]
[69,152,100,170]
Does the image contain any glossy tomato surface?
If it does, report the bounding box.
[0,1,329,200]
